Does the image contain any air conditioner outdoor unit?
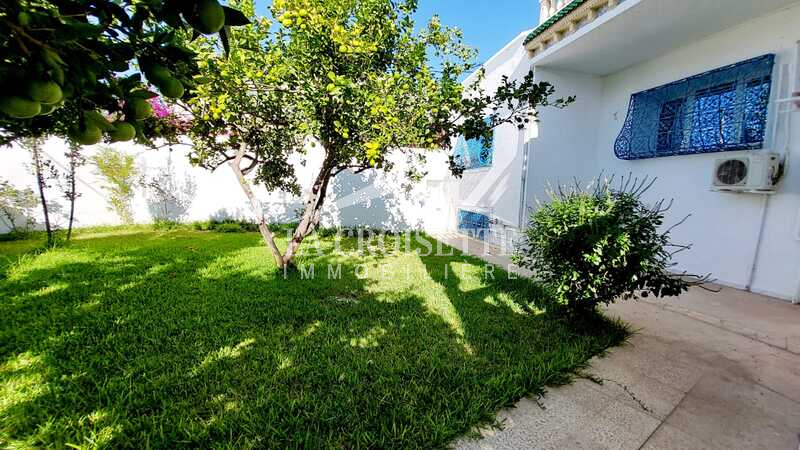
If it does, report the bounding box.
[712,153,781,193]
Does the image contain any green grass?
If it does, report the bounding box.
[0,228,629,449]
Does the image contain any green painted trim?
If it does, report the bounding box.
[523,0,589,46]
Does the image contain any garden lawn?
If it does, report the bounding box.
[0,228,629,449]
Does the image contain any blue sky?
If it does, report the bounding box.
[253,1,539,65]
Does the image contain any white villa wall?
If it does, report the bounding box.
[527,68,604,211]
[446,31,533,247]
[593,4,800,300]
[0,138,451,234]
[529,3,800,300]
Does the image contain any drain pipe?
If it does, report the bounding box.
[795,207,800,304]
[794,267,800,304]
[517,123,536,228]
[746,194,770,291]
[795,209,800,304]
[518,140,530,228]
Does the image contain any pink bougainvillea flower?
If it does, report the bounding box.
[149,97,172,119]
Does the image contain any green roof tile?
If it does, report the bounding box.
[523,0,589,46]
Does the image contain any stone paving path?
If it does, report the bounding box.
[433,234,800,450]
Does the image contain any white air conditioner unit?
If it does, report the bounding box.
[712,153,781,193]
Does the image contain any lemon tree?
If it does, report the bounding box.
[187,0,572,268]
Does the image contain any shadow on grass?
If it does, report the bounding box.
[0,230,628,449]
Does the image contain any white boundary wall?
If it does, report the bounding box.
[0,137,451,234]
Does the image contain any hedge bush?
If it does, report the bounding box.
[514,177,703,314]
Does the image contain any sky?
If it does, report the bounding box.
[253,0,540,66]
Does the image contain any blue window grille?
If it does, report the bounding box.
[615,54,774,160]
[453,122,494,170]
[458,209,490,240]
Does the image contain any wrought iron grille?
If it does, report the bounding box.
[615,54,775,160]
[458,209,490,240]
[453,125,494,170]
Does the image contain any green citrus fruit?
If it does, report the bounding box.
[0,96,41,118]
[158,77,185,99]
[18,12,31,26]
[27,81,63,104]
[72,124,102,145]
[147,65,172,85]
[130,99,153,120]
[194,0,225,34]
[109,122,136,142]
[38,103,57,116]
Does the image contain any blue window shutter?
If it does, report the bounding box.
[458,210,490,241]
[453,119,494,169]
[615,54,775,160]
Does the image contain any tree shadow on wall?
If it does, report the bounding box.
[325,169,437,231]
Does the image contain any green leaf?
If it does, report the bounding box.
[129,89,158,100]
[222,6,252,26]
[41,49,66,68]
[85,111,115,131]
[219,26,231,57]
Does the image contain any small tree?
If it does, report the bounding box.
[514,176,710,315]
[91,147,138,224]
[142,154,197,223]
[62,141,86,239]
[0,179,38,235]
[25,137,60,245]
[185,0,572,269]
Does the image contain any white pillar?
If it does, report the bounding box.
[539,0,552,24]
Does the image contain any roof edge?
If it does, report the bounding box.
[523,0,589,45]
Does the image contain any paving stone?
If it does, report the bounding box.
[787,335,800,355]
[663,371,800,450]
[612,373,686,421]
[438,234,800,450]
[641,424,721,450]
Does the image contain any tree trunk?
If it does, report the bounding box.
[31,141,53,246]
[228,142,337,270]
[282,160,333,267]
[66,152,76,240]
[230,144,286,269]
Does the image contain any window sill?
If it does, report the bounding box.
[461,166,493,175]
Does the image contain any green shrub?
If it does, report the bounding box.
[238,221,259,232]
[268,222,298,233]
[514,177,703,314]
[0,231,31,242]
[192,218,259,232]
[152,220,182,231]
[316,226,341,238]
[214,222,244,233]
[192,220,214,231]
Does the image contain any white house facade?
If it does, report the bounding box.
[450,0,800,303]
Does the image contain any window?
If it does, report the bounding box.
[458,209,490,241]
[453,120,494,170]
[690,82,737,149]
[615,54,775,160]
[743,76,771,144]
[656,98,685,151]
